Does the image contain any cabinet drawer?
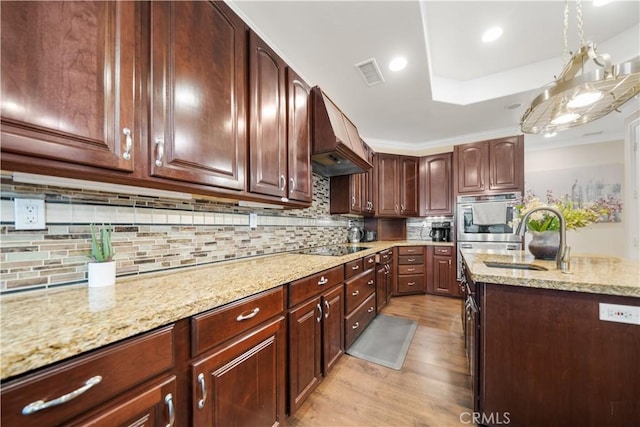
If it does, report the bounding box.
[398,255,424,265]
[192,286,284,356]
[398,274,425,293]
[1,326,174,427]
[289,266,344,307]
[345,293,376,349]
[344,258,364,279]
[434,246,453,256]
[344,270,375,315]
[363,254,376,270]
[378,250,392,263]
[398,264,424,275]
[398,246,423,256]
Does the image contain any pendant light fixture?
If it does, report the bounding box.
[520,0,640,134]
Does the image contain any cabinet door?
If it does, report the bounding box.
[456,142,488,194]
[1,1,137,172]
[288,298,322,414]
[363,145,376,214]
[150,1,246,190]
[286,68,312,203]
[351,173,364,213]
[322,285,344,374]
[432,255,453,296]
[377,154,399,216]
[420,153,453,216]
[192,316,285,427]
[489,136,523,191]
[249,31,287,198]
[400,156,419,216]
[69,376,176,427]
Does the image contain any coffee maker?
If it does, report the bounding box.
[429,221,452,242]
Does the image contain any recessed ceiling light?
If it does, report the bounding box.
[482,26,503,43]
[389,57,407,72]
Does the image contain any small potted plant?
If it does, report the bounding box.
[88,224,116,287]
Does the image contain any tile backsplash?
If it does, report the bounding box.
[0,173,361,293]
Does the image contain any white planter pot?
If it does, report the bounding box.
[88,261,116,288]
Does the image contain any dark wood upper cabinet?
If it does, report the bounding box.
[248,31,287,199]
[150,1,247,191]
[454,135,524,195]
[377,153,401,216]
[286,68,312,203]
[329,142,374,215]
[1,1,137,173]
[400,156,419,216]
[376,154,419,217]
[420,153,453,216]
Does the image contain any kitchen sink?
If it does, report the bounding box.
[483,261,548,271]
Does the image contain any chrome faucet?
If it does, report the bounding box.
[515,206,571,273]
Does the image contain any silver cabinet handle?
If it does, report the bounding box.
[352,289,360,296]
[279,175,286,191]
[368,258,374,264]
[165,393,175,427]
[408,258,416,262]
[197,373,207,409]
[324,300,330,319]
[316,303,323,323]
[289,177,295,190]
[407,268,415,272]
[407,249,415,253]
[352,265,359,270]
[22,375,102,415]
[236,307,260,321]
[155,137,165,167]
[122,128,132,160]
[352,322,360,330]
[367,280,374,285]
[367,306,375,313]
[401,204,405,212]
[408,282,416,286]
[352,196,356,207]
[318,276,328,286]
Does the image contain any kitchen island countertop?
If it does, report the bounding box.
[461,249,640,298]
[0,240,450,380]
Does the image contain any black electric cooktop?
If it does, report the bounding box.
[296,245,371,256]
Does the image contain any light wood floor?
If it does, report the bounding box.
[285,294,474,427]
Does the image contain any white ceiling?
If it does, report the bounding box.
[228,0,640,154]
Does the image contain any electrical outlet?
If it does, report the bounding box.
[249,213,257,229]
[14,199,46,230]
[599,303,640,325]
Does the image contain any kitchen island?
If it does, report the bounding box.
[460,249,640,427]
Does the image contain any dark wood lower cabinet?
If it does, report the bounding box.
[191,316,286,427]
[426,246,461,298]
[288,284,344,415]
[479,283,640,427]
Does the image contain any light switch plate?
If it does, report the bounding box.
[14,199,46,230]
[249,213,257,229]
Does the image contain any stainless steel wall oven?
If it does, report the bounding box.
[456,192,523,279]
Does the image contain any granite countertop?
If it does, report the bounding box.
[461,249,640,298]
[0,240,450,380]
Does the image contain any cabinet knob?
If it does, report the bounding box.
[352,289,360,296]
[352,322,360,330]
[408,282,415,286]
[367,280,374,285]
[122,128,132,160]
[352,265,359,270]
[367,306,375,313]
[318,276,328,286]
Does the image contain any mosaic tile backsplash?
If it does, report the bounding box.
[0,173,365,293]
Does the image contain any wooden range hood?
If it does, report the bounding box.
[311,86,372,177]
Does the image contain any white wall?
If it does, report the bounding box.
[525,140,628,258]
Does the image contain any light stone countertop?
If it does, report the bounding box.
[461,249,640,298]
[0,240,449,380]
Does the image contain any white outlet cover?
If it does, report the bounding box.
[14,199,46,230]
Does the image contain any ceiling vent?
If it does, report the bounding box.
[354,58,385,87]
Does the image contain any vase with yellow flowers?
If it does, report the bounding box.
[512,191,610,260]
